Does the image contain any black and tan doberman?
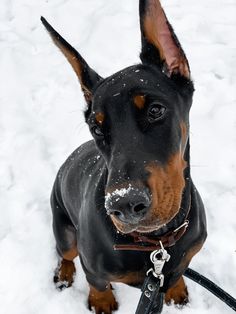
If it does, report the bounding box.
[41,0,207,313]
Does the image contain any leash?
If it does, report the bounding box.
[114,216,190,313]
[114,223,236,313]
[135,275,164,314]
[135,242,169,314]
[184,268,236,312]
[134,244,236,314]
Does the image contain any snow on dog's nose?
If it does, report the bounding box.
[105,185,151,224]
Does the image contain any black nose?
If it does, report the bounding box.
[105,187,151,224]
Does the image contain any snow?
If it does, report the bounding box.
[106,186,133,202]
[0,0,235,313]
[105,185,146,210]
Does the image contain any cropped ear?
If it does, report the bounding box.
[139,0,190,79]
[41,17,103,104]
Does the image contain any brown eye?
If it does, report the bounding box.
[92,125,104,137]
[148,103,166,122]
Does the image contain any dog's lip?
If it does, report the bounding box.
[134,224,166,234]
[111,213,169,234]
[116,221,165,235]
[115,224,137,234]
[133,223,166,234]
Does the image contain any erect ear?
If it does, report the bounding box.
[41,17,103,104]
[139,0,190,79]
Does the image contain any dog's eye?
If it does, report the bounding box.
[147,103,166,122]
[92,125,104,137]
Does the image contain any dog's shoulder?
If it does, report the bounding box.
[52,140,104,207]
[59,140,101,178]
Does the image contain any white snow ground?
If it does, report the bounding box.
[0,0,235,313]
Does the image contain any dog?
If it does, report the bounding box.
[41,0,207,313]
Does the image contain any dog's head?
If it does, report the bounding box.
[42,0,194,234]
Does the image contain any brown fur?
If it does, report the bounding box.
[47,33,92,102]
[54,259,76,287]
[62,245,79,261]
[53,246,78,287]
[143,153,186,231]
[180,122,188,152]
[110,214,130,233]
[88,285,118,314]
[165,276,189,305]
[95,112,105,125]
[134,95,146,109]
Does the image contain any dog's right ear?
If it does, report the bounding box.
[41,17,102,104]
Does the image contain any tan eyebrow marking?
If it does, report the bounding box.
[134,95,146,109]
[95,112,105,125]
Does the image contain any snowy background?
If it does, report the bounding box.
[0,0,235,313]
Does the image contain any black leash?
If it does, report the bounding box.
[135,242,170,314]
[184,268,236,312]
[135,273,164,314]
[135,242,236,313]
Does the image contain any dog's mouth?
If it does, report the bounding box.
[110,214,171,235]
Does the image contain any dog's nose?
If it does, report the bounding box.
[105,187,151,223]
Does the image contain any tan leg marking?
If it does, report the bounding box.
[54,246,78,289]
[88,285,118,314]
[62,245,79,261]
[165,276,189,305]
[54,259,76,288]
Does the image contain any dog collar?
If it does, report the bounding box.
[113,219,189,252]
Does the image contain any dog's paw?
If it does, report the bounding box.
[53,259,76,290]
[54,279,71,291]
[165,276,189,306]
[88,285,118,314]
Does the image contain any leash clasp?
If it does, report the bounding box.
[147,241,170,287]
